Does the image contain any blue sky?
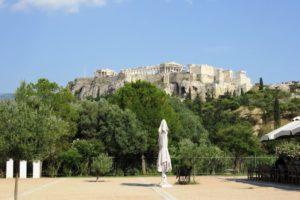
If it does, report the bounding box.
[0,0,300,93]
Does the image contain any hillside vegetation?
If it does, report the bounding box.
[0,78,300,177]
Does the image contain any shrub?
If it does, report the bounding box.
[91,153,113,182]
[275,142,300,159]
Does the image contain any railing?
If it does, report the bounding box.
[176,156,277,175]
[0,156,278,178]
[247,160,300,185]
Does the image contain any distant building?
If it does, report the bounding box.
[120,61,183,75]
[95,69,117,78]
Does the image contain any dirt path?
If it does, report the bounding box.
[1,176,299,200]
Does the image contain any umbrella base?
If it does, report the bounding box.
[158,182,173,188]
[159,172,172,188]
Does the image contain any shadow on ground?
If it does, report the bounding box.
[223,178,300,191]
[121,183,157,187]
[84,180,109,183]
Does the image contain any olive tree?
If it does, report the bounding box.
[0,100,68,200]
[91,153,113,182]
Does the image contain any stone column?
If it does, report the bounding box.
[6,159,14,178]
[33,160,42,178]
[20,160,27,179]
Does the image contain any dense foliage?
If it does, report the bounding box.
[1,78,300,178]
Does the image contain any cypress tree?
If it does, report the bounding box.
[259,77,264,91]
[193,94,203,119]
[240,88,244,96]
[274,90,281,128]
[233,90,237,97]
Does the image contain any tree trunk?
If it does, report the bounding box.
[234,157,240,174]
[192,164,196,183]
[141,155,146,175]
[14,160,19,200]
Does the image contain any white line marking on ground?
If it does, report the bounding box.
[138,178,177,200]
[7,178,65,200]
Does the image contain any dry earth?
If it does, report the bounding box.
[0,176,299,200]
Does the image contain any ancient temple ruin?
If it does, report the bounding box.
[95,69,117,78]
[68,61,253,100]
[120,61,183,75]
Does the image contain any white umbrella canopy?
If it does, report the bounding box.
[157,119,172,172]
[291,116,300,135]
[260,116,300,142]
[157,119,172,188]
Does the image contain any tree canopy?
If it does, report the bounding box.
[109,80,180,159]
[0,100,69,161]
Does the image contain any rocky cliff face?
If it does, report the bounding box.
[68,71,251,100]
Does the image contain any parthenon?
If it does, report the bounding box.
[120,61,183,75]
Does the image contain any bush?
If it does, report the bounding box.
[91,153,113,181]
[276,142,300,159]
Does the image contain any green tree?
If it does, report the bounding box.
[15,79,78,176]
[59,148,82,176]
[184,87,193,110]
[91,153,113,182]
[240,88,244,96]
[72,139,105,175]
[169,97,208,144]
[176,139,199,182]
[201,145,226,175]
[193,94,203,119]
[77,99,147,174]
[216,122,260,173]
[0,100,68,200]
[259,77,264,91]
[274,92,281,128]
[15,79,78,131]
[109,81,180,166]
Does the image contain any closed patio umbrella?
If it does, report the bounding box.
[157,119,172,188]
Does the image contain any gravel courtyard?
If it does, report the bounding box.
[1,176,299,200]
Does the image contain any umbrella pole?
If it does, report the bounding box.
[159,163,172,188]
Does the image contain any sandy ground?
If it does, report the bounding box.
[0,176,299,200]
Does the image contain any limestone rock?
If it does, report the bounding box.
[68,62,253,100]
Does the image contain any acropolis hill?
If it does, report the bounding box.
[68,62,252,100]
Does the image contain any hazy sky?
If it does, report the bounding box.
[0,0,299,93]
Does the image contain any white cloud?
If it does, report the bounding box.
[12,0,107,13]
[0,0,5,7]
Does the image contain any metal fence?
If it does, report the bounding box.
[0,156,278,177]
[126,156,278,176]
[190,156,277,175]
